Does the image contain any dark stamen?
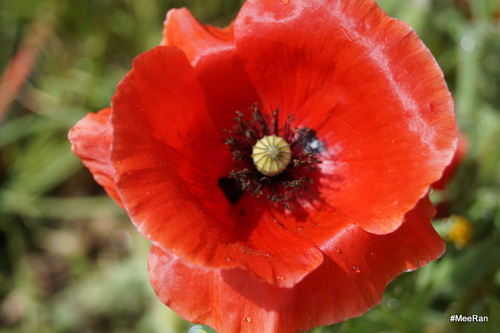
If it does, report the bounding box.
[218,105,323,209]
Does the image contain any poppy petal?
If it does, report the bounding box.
[149,198,444,332]
[68,108,123,207]
[234,0,457,234]
[162,7,260,139]
[432,132,468,190]
[161,8,234,65]
[111,46,322,287]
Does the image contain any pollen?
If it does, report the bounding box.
[252,135,292,176]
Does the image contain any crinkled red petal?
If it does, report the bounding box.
[161,7,260,139]
[68,108,123,207]
[235,0,457,234]
[432,132,468,190]
[148,198,444,333]
[161,8,234,65]
[111,46,322,287]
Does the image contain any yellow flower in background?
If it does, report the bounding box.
[445,215,473,249]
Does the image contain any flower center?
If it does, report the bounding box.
[252,135,292,176]
[218,105,323,209]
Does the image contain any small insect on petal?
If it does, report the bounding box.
[252,135,292,176]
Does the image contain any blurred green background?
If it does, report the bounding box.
[0,0,499,332]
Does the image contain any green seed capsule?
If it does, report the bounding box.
[252,135,292,176]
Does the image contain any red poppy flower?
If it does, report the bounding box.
[69,0,457,331]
